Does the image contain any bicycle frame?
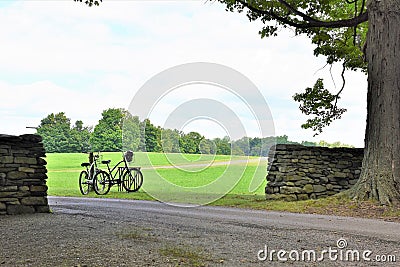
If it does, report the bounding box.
[93,151,143,195]
[104,158,130,183]
[79,152,102,195]
[85,153,100,180]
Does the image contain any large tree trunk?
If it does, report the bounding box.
[348,0,400,205]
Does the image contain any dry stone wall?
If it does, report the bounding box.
[0,134,49,215]
[265,144,364,201]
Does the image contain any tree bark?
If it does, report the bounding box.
[347,0,400,205]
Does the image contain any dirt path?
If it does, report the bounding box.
[142,157,267,170]
[49,157,267,172]
[0,197,398,266]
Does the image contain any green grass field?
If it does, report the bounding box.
[44,152,400,219]
[46,152,267,204]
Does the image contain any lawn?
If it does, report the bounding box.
[45,152,400,220]
[46,152,267,203]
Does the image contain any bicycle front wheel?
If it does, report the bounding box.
[79,170,90,195]
[93,171,111,195]
[122,168,143,192]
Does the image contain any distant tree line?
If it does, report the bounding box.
[36,108,354,154]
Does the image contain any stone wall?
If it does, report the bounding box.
[265,144,364,201]
[0,134,49,215]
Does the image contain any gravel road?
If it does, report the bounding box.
[1,197,399,266]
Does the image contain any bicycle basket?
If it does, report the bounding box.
[124,150,134,163]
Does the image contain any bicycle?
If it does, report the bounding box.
[79,152,101,195]
[93,151,143,195]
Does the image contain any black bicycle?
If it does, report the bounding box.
[79,152,101,195]
[93,151,143,195]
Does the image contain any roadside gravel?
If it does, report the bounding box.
[0,197,399,267]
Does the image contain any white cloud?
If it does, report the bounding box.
[0,1,367,147]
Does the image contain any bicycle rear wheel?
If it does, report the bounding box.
[79,170,90,195]
[93,171,111,195]
[122,168,143,192]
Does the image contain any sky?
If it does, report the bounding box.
[0,0,367,147]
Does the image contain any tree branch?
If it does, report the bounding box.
[276,0,320,23]
[359,0,366,16]
[332,61,347,115]
[236,0,368,28]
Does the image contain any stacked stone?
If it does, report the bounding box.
[0,134,49,215]
[265,144,364,201]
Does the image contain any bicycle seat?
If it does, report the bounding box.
[81,163,90,167]
[102,160,111,164]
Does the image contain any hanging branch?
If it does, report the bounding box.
[235,0,368,29]
[293,62,348,136]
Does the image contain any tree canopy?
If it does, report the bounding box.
[37,112,91,153]
[74,0,102,7]
[36,109,350,154]
[217,0,369,133]
[213,0,400,205]
[219,0,368,69]
[90,108,124,152]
